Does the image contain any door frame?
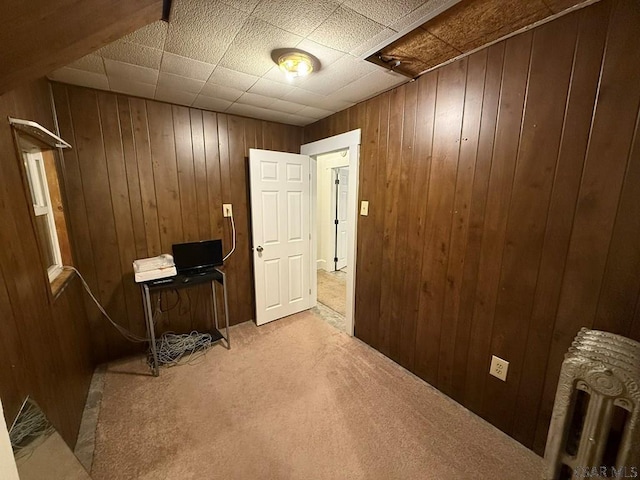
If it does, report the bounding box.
[301,129,361,336]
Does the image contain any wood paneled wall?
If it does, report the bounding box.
[0,79,94,445]
[305,0,640,454]
[52,83,304,363]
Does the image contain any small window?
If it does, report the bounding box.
[10,117,73,291]
[23,151,64,281]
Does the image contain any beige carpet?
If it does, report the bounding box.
[91,311,542,480]
[317,270,346,316]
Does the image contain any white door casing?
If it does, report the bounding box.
[301,129,361,337]
[249,149,311,326]
[331,167,349,270]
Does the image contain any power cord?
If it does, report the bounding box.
[223,211,236,262]
[151,331,213,367]
[64,266,148,343]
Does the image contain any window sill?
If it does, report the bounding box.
[51,268,75,299]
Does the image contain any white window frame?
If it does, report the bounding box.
[23,151,63,282]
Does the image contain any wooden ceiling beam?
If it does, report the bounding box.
[0,0,163,95]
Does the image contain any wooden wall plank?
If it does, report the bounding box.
[438,51,486,395]
[70,87,126,359]
[594,110,640,336]
[117,97,148,261]
[173,105,199,243]
[389,80,418,366]
[377,86,405,359]
[414,59,467,385]
[463,32,532,414]
[53,83,107,361]
[130,98,162,258]
[354,96,381,346]
[534,0,640,452]
[481,14,578,433]
[512,0,610,447]
[450,44,502,403]
[97,91,141,351]
[398,73,437,372]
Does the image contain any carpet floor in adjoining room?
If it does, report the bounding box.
[90,310,543,480]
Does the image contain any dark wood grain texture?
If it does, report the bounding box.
[52,84,304,363]
[0,79,93,448]
[304,0,640,455]
[0,0,162,94]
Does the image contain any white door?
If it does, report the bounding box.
[249,149,311,326]
[331,167,349,270]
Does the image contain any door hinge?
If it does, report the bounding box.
[335,179,339,184]
[334,219,339,225]
[334,257,338,263]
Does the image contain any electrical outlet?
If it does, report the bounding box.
[223,204,232,217]
[360,200,369,216]
[489,355,509,381]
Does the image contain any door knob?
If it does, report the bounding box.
[256,245,264,253]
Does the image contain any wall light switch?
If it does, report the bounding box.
[223,204,232,217]
[360,201,369,216]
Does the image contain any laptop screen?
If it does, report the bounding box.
[172,239,223,274]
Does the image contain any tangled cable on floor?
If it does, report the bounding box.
[9,400,54,459]
[151,331,213,367]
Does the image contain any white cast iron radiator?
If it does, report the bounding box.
[543,328,639,480]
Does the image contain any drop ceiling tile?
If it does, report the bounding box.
[160,53,214,81]
[66,54,105,75]
[236,92,277,108]
[342,0,424,27]
[108,77,157,98]
[207,66,259,90]
[296,39,347,70]
[218,17,302,77]
[285,114,317,126]
[297,105,334,119]
[121,20,168,49]
[252,0,340,36]
[219,0,261,13]
[157,72,205,94]
[165,0,249,64]
[390,0,461,32]
[98,41,163,70]
[270,99,306,114]
[226,103,276,122]
[307,6,385,53]
[248,78,296,99]
[261,66,307,85]
[350,28,397,57]
[332,70,406,103]
[200,83,244,102]
[155,86,198,106]
[48,68,109,91]
[104,59,159,84]
[297,54,379,95]
[283,87,353,111]
[192,95,233,112]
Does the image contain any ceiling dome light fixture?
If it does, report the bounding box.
[271,49,320,80]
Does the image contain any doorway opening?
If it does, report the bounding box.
[301,129,361,337]
[316,151,348,330]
